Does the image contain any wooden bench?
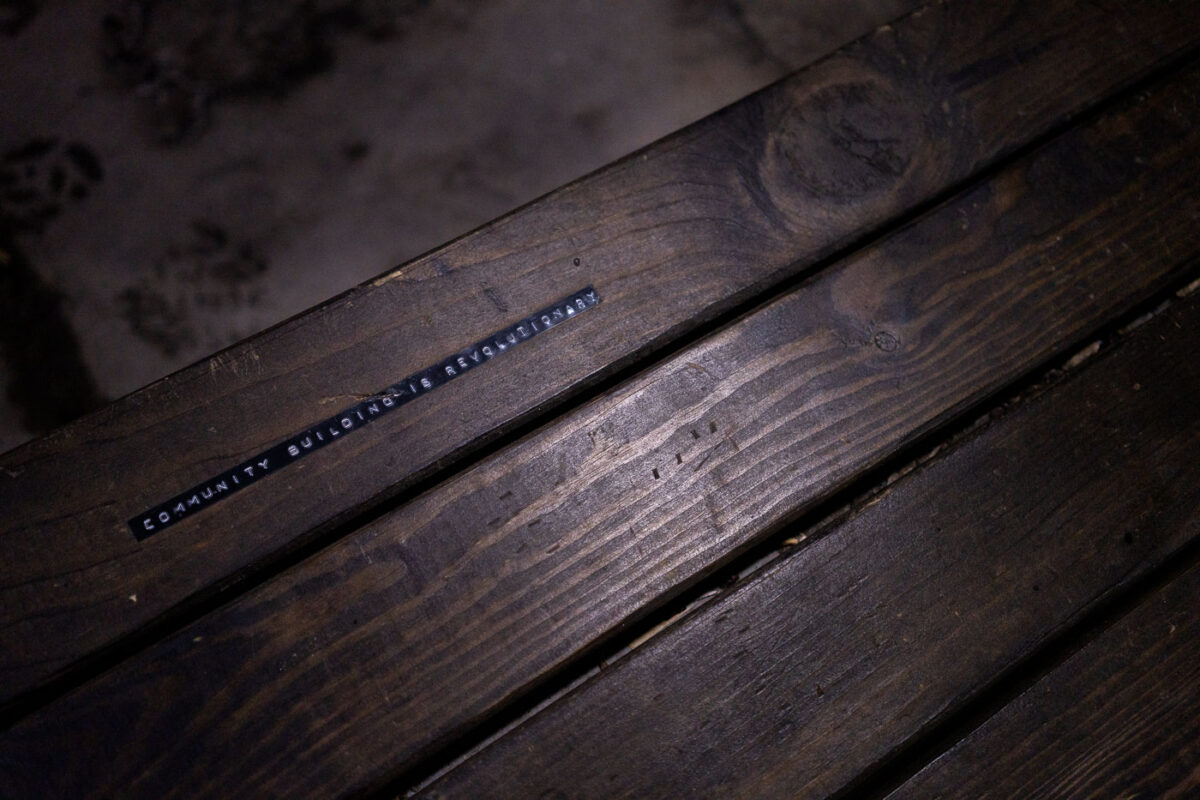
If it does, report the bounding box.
[2,0,1199,796]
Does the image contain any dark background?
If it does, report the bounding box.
[0,0,908,452]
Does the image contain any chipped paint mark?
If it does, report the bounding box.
[1063,341,1102,370]
[1177,276,1200,298]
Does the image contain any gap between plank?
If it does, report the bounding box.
[385,262,1200,799]
[837,452,1200,798]
[2,45,1197,740]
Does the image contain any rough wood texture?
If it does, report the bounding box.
[4,60,1200,798]
[887,562,1200,800]
[418,292,1200,800]
[1,0,1195,704]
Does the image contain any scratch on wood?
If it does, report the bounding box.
[370,267,411,288]
[693,439,726,473]
[483,287,509,313]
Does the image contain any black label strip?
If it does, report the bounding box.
[131,286,600,539]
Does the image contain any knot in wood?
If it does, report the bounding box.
[873,331,900,352]
[765,75,920,204]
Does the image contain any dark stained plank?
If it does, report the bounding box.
[887,563,1200,800]
[416,292,1200,800]
[4,60,1200,799]
[2,0,1197,705]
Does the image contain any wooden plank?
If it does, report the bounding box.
[887,563,1200,800]
[4,59,1200,799]
[415,294,1200,800]
[1,0,1196,705]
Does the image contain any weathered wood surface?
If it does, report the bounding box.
[3,59,1200,798]
[1,0,1195,705]
[888,562,1200,800]
[417,292,1200,800]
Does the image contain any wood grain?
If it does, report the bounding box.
[418,291,1200,800]
[1,0,1195,704]
[4,59,1200,798]
[888,563,1200,800]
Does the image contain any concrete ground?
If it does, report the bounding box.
[0,0,909,453]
